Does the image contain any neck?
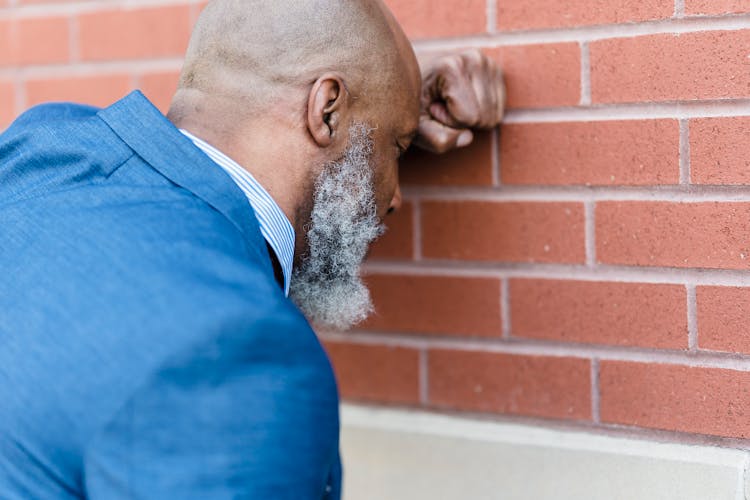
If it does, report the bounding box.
[167,91,315,238]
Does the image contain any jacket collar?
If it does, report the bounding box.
[98,91,268,258]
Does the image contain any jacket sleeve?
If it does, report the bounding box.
[82,310,341,500]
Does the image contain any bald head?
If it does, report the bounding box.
[167,0,420,259]
[176,0,417,108]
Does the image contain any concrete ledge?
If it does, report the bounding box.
[340,404,749,500]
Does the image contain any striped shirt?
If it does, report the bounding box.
[180,129,295,296]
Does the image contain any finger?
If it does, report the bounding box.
[471,63,495,128]
[464,49,505,128]
[431,56,482,127]
[428,101,456,128]
[422,50,506,129]
[414,116,474,154]
[441,70,482,128]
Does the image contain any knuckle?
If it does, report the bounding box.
[463,49,484,68]
[463,48,483,60]
[446,56,463,72]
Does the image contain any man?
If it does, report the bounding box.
[0,0,505,498]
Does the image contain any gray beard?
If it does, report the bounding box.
[289,124,385,330]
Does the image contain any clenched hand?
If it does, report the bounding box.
[414,49,506,154]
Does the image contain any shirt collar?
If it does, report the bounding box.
[179,129,295,296]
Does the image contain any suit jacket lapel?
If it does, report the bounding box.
[98,91,266,255]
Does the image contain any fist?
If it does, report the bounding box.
[414,49,506,154]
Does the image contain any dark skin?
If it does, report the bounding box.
[167,0,505,262]
[417,49,506,154]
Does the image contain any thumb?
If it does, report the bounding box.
[414,117,474,154]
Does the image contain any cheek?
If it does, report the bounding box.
[376,164,400,215]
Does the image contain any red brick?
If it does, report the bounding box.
[596,202,750,270]
[429,349,591,420]
[25,74,131,108]
[697,286,750,354]
[1,16,70,66]
[422,201,585,263]
[140,70,179,114]
[486,43,580,110]
[511,279,688,348]
[600,361,750,438]
[591,31,750,104]
[498,0,672,31]
[324,341,420,405]
[501,120,679,186]
[79,6,190,61]
[383,0,486,39]
[363,274,502,337]
[690,117,750,185]
[686,0,750,15]
[367,201,414,260]
[0,79,14,128]
[400,131,493,186]
[19,17,70,65]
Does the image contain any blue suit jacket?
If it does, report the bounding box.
[0,91,341,499]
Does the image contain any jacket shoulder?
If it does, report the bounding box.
[9,102,100,127]
[0,102,134,206]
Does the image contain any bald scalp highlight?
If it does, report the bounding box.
[177,0,401,106]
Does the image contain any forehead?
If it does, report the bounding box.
[365,80,418,142]
[375,52,421,137]
[377,2,421,132]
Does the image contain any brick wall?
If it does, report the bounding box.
[330,0,750,445]
[3,0,750,445]
[0,0,198,123]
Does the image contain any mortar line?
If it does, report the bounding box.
[408,14,750,48]
[687,284,698,351]
[362,260,750,287]
[491,127,500,186]
[321,331,750,371]
[419,349,429,405]
[585,201,596,267]
[503,101,750,123]
[679,119,691,185]
[579,41,591,106]
[486,0,497,34]
[674,0,686,18]
[412,200,422,261]
[130,73,141,90]
[402,184,750,203]
[591,358,600,423]
[501,278,511,339]
[13,77,24,121]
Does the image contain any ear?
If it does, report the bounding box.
[307,73,350,148]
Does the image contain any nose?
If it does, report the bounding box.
[387,184,403,214]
